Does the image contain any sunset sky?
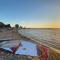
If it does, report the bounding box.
[0,0,60,28]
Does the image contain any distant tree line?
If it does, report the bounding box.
[0,22,26,29]
[15,24,24,29]
[0,22,11,28]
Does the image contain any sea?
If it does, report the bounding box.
[18,28,60,50]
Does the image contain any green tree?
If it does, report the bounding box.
[6,24,11,28]
[20,26,23,29]
[15,24,19,29]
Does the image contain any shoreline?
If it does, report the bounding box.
[0,29,60,60]
[18,29,60,59]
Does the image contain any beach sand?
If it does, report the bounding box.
[0,30,21,41]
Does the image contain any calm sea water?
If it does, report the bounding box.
[18,28,60,50]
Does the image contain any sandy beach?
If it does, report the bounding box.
[0,30,21,41]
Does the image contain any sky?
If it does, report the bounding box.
[0,0,60,28]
